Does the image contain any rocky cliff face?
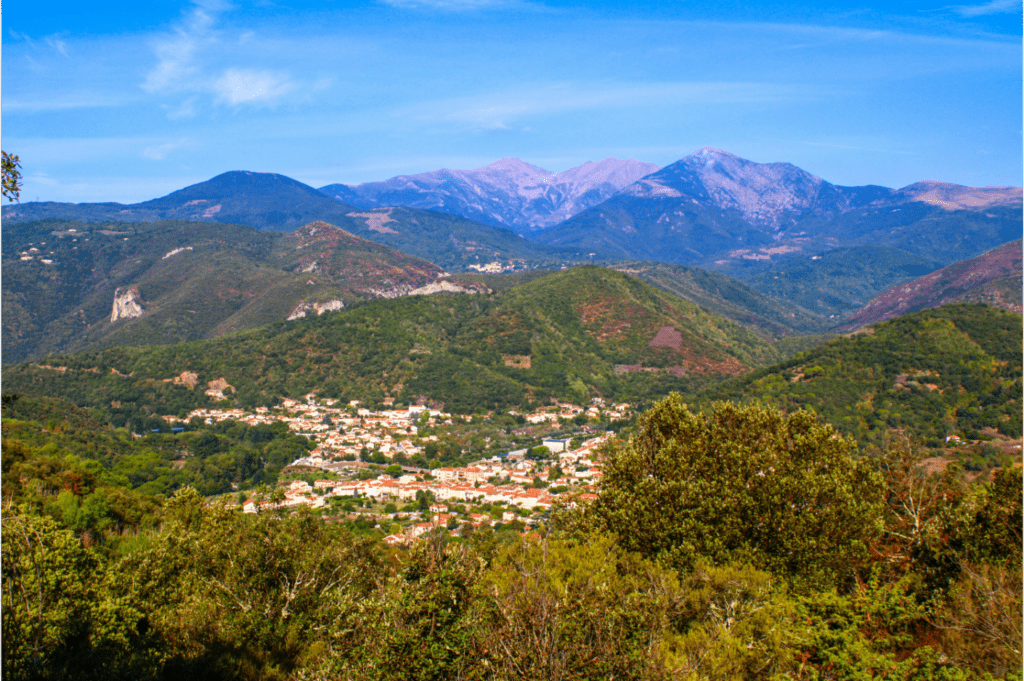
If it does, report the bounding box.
[110,286,145,322]
[319,157,660,233]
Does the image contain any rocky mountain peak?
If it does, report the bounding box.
[481,158,554,179]
[654,149,827,226]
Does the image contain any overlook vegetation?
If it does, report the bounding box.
[2,241,1021,679]
[2,396,1020,680]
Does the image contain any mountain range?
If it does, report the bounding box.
[2,212,842,365]
[535,148,1021,271]
[4,149,1018,278]
[2,147,1019,356]
[0,172,591,272]
[320,157,660,233]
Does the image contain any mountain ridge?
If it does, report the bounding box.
[535,147,1021,274]
[0,172,594,271]
[1,266,782,414]
[319,157,660,233]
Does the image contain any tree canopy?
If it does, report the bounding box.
[591,396,884,586]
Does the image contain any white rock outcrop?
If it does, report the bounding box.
[110,286,144,322]
[364,279,481,299]
[287,299,345,321]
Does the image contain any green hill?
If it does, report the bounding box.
[2,267,780,417]
[700,303,1023,446]
[605,261,829,337]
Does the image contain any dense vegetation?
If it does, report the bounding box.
[605,260,829,337]
[702,303,1023,447]
[1,267,780,417]
[736,246,944,320]
[2,397,1019,680]
[2,395,314,503]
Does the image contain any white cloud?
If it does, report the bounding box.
[948,0,1021,16]
[213,68,295,105]
[142,3,218,94]
[44,36,69,57]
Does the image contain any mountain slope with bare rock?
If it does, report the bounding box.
[320,157,660,233]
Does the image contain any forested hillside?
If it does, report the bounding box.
[2,219,454,364]
[1,267,779,418]
[702,304,1022,448]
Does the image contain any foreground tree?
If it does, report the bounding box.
[2,150,22,202]
[590,396,884,587]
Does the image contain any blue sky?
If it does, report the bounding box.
[3,0,1021,203]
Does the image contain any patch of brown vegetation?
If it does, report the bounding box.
[347,209,398,234]
[502,355,532,369]
[163,371,199,389]
[916,457,952,476]
[648,326,682,350]
[33,364,67,373]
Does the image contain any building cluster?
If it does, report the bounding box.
[194,394,624,541]
[242,430,610,516]
[187,395,630,469]
[188,396,452,464]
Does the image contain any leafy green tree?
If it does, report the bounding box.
[2,150,22,202]
[660,562,804,679]
[476,533,678,680]
[114,488,382,679]
[591,396,884,587]
[1,508,144,680]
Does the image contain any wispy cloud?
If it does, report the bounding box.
[44,36,69,57]
[947,0,1022,16]
[142,138,192,161]
[142,2,219,95]
[213,68,295,105]
[142,0,299,109]
[3,94,133,112]
[165,98,198,119]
